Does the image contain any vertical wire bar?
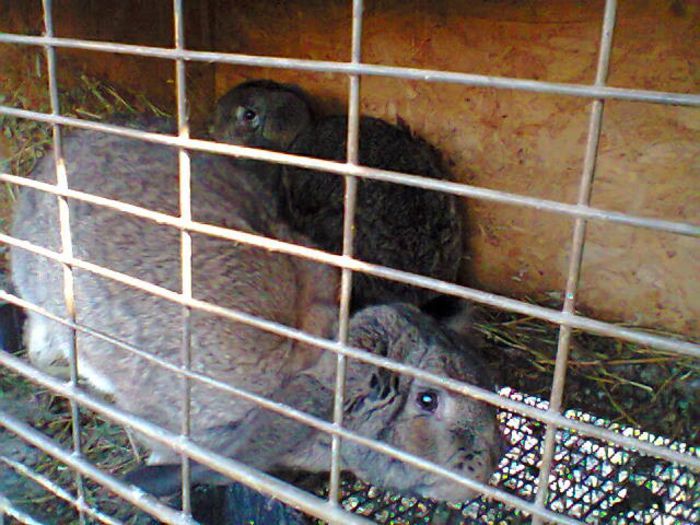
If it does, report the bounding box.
[531,1,617,523]
[328,0,364,507]
[41,2,86,522]
[173,0,193,515]
[0,497,44,525]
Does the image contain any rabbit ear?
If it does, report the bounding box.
[420,294,474,339]
[346,367,400,415]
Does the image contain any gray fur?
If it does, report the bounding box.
[10,128,338,464]
[11,87,497,504]
[126,305,501,503]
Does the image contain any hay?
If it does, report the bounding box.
[472,303,698,446]
[0,71,169,165]
[0,364,152,525]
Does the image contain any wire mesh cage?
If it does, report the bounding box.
[325,388,698,525]
[0,0,698,524]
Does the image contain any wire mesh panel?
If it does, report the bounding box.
[0,0,698,524]
[490,391,698,525]
[311,388,699,525]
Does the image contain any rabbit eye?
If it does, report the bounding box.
[237,106,259,125]
[416,390,439,413]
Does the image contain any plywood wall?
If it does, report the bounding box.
[210,0,700,336]
[1,0,698,336]
[0,0,216,123]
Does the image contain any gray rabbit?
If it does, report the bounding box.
[11,78,317,381]
[127,303,501,504]
[10,127,340,465]
[280,115,464,311]
[10,131,499,504]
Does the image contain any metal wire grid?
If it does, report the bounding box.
[486,391,698,525]
[531,2,616,522]
[328,388,698,525]
[0,0,697,523]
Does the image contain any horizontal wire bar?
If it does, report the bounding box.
[0,108,698,238]
[1,288,698,473]
[0,351,588,525]
[0,413,195,525]
[0,495,45,525]
[0,33,698,107]
[0,456,122,525]
[0,188,697,359]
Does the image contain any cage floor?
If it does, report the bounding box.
[325,387,698,525]
[0,374,698,525]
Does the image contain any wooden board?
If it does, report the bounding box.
[1,0,698,336]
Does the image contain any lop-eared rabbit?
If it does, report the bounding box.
[128,303,501,504]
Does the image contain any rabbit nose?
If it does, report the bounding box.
[451,427,476,448]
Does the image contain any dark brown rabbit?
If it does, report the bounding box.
[280,115,464,311]
[208,82,464,313]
